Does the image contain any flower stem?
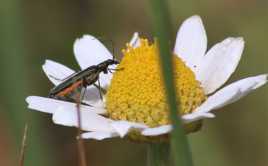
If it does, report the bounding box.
[149,0,194,166]
[75,92,87,166]
[147,143,171,166]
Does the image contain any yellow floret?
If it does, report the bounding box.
[106,39,206,131]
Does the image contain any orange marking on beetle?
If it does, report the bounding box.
[56,80,83,97]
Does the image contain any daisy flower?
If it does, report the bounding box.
[26,15,267,141]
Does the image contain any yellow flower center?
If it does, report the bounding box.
[106,39,206,130]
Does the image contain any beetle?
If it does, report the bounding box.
[48,59,119,105]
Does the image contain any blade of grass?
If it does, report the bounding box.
[147,143,171,166]
[0,1,55,165]
[149,0,193,166]
[19,124,28,166]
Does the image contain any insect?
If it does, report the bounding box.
[48,59,119,105]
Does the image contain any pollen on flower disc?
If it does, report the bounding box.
[106,39,206,129]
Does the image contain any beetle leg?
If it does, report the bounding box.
[93,83,106,94]
[97,79,103,100]
[76,79,92,106]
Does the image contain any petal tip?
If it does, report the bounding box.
[25,96,31,103]
[188,15,202,21]
[237,37,244,42]
[25,96,36,104]
[74,34,95,49]
[203,113,216,118]
[77,34,95,41]
[236,37,245,46]
[253,74,268,89]
[183,15,204,26]
[42,60,51,70]
[44,59,51,64]
[129,32,140,48]
[133,32,139,37]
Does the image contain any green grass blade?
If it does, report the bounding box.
[0,1,55,165]
[147,143,171,166]
[149,0,193,166]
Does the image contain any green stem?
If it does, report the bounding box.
[147,143,171,166]
[149,0,193,166]
[0,1,55,166]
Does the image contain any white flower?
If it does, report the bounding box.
[26,15,267,140]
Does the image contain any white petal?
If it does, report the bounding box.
[52,107,114,132]
[174,15,207,72]
[81,131,119,140]
[196,37,245,94]
[182,113,215,123]
[82,86,103,104]
[182,74,268,122]
[26,96,106,114]
[142,125,172,136]
[42,60,75,85]
[73,35,113,70]
[110,121,148,137]
[129,32,140,48]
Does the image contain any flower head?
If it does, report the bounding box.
[106,39,206,135]
[26,15,267,141]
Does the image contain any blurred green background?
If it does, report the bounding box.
[0,0,267,166]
